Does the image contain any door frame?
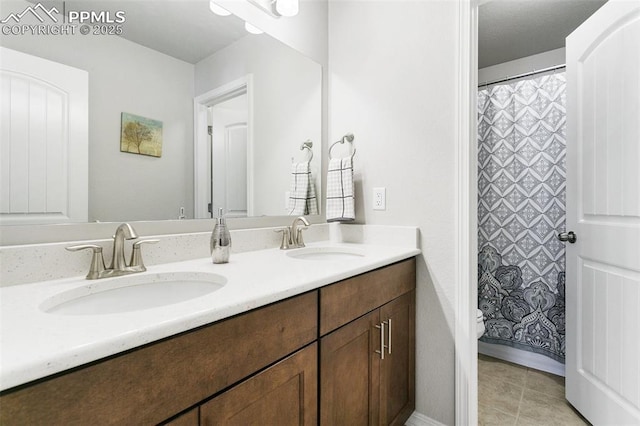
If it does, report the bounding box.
[455,0,478,425]
[193,75,254,219]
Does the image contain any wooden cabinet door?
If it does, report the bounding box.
[379,291,415,426]
[200,343,317,426]
[320,310,381,426]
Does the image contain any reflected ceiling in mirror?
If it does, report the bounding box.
[0,0,322,225]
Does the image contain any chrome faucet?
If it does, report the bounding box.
[275,216,311,250]
[276,216,310,250]
[66,223,158,279]
[110,223,138,271]
[290,216,310,247]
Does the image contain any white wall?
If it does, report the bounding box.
[195,34,322,216]
[329,1,459,423]
[1,17,195,222]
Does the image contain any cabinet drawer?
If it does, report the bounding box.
[0,291,318,425]
[320,258,416,335]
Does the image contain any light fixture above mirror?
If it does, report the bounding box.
[244,21,264,34]
[241,0,299,18]
[275,0,298,17]
[246,0,280,18]
[210,0,298,35]
[209,0,231,16]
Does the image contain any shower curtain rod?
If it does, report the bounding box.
[478,64,566,88]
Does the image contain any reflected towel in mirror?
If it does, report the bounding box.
[326,157,355,222]
[288,162,318,216]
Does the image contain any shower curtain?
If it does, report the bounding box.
[477,72,566,363]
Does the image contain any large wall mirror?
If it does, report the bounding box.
[0,0,322,229]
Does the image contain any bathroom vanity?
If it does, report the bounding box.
[0,239,417,425]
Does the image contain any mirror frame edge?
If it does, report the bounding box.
[0,214,326,246]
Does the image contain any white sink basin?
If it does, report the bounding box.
[41,272,227,315]
[286,246,365,261]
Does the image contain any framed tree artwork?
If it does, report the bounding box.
[120,112,163,157]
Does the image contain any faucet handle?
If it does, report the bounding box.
[65,244,105,280]
[274,228,291,250]
[129,239,159,270]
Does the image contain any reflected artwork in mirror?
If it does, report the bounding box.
[0,0,322,225]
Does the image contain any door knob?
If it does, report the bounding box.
[558,231,577,243]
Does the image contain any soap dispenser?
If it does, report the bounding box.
[210,208,231,264]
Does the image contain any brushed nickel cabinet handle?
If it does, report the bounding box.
[387,318,392,355]
[375,321,387,360]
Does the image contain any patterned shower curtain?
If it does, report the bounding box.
[477,72,567,363]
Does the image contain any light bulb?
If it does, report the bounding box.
[244,22,263,34]
[209,0,231,16]
[276,0,298,17]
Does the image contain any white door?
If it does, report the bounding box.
[209,93,249,218]
[566,1,640,424]
[0,47,88,224]
[224,124,248,217]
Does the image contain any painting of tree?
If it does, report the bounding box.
[120,113,163,157]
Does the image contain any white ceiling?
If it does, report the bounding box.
[479,0,608,69]
[35,0,610,70]
[55,0,249,64]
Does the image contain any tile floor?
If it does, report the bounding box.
[478,354,591,426]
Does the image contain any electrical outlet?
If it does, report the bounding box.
[373,187,386,210]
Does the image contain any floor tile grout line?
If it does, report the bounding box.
[514,367,529,424]
[487,403,520,419]
[479,356,526,424]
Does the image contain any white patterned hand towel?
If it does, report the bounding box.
[287,162,318,216]
[326,157,355,222]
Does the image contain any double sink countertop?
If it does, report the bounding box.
[0,240,420,392]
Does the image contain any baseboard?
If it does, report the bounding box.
[478,341,566,376]
[405,411,447,426]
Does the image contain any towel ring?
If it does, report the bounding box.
[329,133,356,160]
[300,140,313,163]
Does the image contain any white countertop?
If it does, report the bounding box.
[0,241,420,391]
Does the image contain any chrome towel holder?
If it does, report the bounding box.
[329,133,355,160]
[300,140,313,163]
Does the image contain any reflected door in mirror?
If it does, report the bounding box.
[0,47,88,225]
[210,94,248,218]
